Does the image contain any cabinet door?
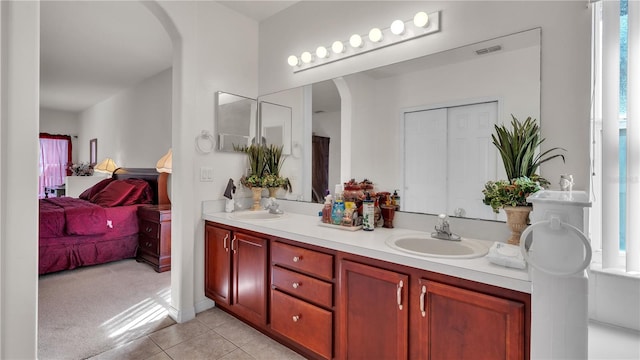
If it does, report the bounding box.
[338,260,409,359]
[418,279,525,359]
[232,231,268,326]
[204,224,232,306]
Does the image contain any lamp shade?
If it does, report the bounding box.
[156,149,172,173]
[94,158,118,174]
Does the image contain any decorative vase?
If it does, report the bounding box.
[503,206,532,245]
[268,187,279,199]
[250,187,264,211]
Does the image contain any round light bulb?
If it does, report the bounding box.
[300,51,313,64]
[316,46,328,59]
[349,34,363,48]
[390,19,405,35]
[287,55,299,67]
[368,28,383,42]
[413,11,429,28]
[331,40,345,54]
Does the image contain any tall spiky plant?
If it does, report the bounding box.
[491,115,565,185]
[265,144,284,177]
[234,144,268,188]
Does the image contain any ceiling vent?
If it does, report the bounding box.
[475,45,502,55]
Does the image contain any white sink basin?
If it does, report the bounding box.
[229,210,286,221]
[385,234,490,259]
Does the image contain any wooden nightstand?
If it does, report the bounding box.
[137,204,171,272]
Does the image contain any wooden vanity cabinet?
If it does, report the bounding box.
[337,253,529,360]
[204,222,530,360]
[204,222,268,326]
[270,241,335,360]
[337,259,409,359]
[416,279,525,359]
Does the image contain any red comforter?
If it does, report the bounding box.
[38,197,142,275]
[39,197,108,238]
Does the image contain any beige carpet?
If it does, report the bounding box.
[38,259,175,360]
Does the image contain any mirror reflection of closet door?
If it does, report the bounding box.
[403,102,497,219]
[312,135,330,203]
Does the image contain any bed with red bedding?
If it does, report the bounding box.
[39,168,161,275]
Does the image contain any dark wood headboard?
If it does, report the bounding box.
[112,168,162,205]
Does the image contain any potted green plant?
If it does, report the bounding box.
[234,144,268,210]
[484,115,566,244]
[264,144,292,197]
[234,143,292,209]
[491,115,565,187]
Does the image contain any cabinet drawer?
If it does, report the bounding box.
[271,290,332,360]
[272,242,333,281]
[139,234,159,254]
[272,266,333,308]
[140,220,160,240]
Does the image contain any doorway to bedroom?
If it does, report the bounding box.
[38,1,174,358]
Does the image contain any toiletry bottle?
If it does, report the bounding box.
[392,190,401,211]
[322,194,333,224]
[332,186,345,225]
[362,192,375,231]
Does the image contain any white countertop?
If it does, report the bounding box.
[202,209,531,294]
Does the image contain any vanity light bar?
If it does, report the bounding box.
[287,10,440,73]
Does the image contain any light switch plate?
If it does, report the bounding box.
[200,167,214,182]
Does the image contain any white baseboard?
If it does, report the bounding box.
[195,298,215,314]
[167,305,196,323]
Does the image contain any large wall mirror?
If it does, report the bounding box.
[215,91,257,152]
[258,28,541,221]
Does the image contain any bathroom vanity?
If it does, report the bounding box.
[203,210,531,360]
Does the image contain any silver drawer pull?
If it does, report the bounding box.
[223,234,229,252]
[146,226,153,233]
[292,282,300,289]
[146,242,152,248]
[397,280,404,310]
[292,315,300,322]
[293,256,302,262]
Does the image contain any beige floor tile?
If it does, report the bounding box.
[164,331,238,360]
[144,351,173,360]
[218,348,256,360]
[149,318,210,349]
[239,335,306,360]
[211,317,265,348]
[88,336,163,360]
[196,306,237,329]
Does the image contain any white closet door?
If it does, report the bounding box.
[403,108,447,214]
[447,102,497,220]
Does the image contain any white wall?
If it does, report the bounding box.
[78,68,172,167]
[39,107,80,162]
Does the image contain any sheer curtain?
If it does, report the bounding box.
[39,133,72,198]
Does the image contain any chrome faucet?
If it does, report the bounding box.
[265,197,284,214]
[431,214,461,241]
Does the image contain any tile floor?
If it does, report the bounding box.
[89,307,305,360]
[90,306,640,360]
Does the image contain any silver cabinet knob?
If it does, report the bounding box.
[292,282,300,289]
[293,256,301,262]
[292,315,300,322]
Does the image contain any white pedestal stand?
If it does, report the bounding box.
[521,191,592,359]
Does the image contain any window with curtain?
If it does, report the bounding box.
[591,0,639,275]
[39,133,72,198]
